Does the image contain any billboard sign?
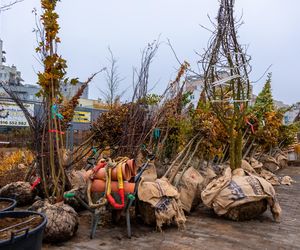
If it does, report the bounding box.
[0,101,34,127]
[72,111,91,123]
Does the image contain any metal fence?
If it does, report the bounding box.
[0,97,106,148]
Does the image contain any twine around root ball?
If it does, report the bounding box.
[0,181,35,206]
[30,200,79,243]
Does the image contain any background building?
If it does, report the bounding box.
[0,39,23,85]
[0,38,89,102]
[0,38,105,138]
[185,72,254,106]
[0,39,40,102]
[61,82,89,100]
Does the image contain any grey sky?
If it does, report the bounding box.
[0,0,299,104]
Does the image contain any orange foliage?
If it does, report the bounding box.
[0,150,34,172]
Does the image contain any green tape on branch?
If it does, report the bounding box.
[127,194,135,201]
[51,104,64,120]
[153,128,161,140]
[64,192,75,199]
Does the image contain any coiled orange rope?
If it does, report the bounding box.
[105,161,125,209]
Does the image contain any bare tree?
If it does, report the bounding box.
[132,40,160,102]
[114,40,160,157]
[0,0,24,12]
[98,48,124,108]
[199,0,251,169]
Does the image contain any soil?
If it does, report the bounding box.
[0,201,13,211]
[0,215,43,241]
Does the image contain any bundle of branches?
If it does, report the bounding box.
[117,41,160,157]
[191,91,228,163]
[255,111,282,152]
[148,61,194,163]
[162,132,203,188]
[246,110,298,157]
[60,71,102,131]
[278,121,300,149]
[91,41,159,158]
[161,92,227,185]
[242,75,299,157]
[199,0,252,169]
[90,56,194,168]
[91,104,130,149]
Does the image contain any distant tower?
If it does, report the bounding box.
[0,39,3,66]
[0,39,6,66]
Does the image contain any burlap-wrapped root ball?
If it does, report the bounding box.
[224,199,268,221]
[0,181,35,206]
[137,200,156,225]
[30,200,79,243]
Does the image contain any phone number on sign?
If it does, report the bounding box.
[0,120,28,126]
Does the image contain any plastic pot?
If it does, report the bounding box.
[0,198,17,212]
[91,180,135,193]
[0,211,47,250]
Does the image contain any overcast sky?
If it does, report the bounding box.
[0,0,299,104]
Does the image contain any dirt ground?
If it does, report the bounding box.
[43,166,300,250]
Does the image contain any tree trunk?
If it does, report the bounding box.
[234,131,243,169]
[229,135,236,169]
[229,130,243,170]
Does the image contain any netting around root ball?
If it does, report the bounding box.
[30,200,79,243]
[0,181,35,206]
